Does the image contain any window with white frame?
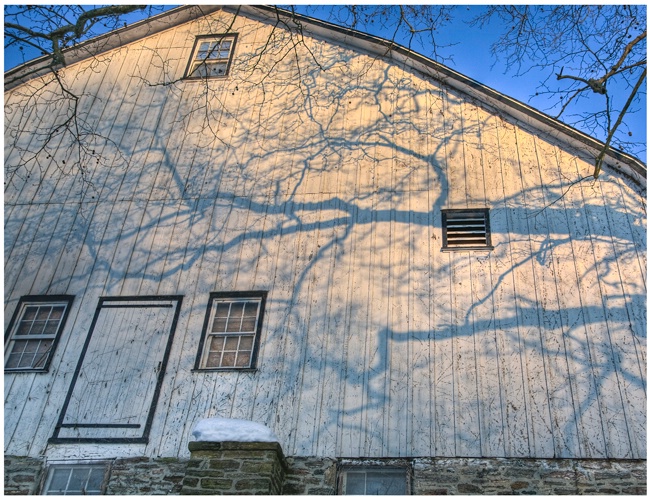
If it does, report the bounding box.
[196,292,267,370]
[43,464,108,495]
[339,467,409,495]
[185,34,237,78]
[441,208,493,251]
[5,296,74,372]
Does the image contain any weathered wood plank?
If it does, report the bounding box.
[338,195,374,457]
[363,192,392,457]
[498,120,553,458]
[430,86,456,457]
[408,189,434,457]
[473,107,507,457]
[518,129,580,458]
[386,194,411,457]
[152,197,221,456]
[537,139,607,458]
[4,204,47,303]
[588,169,645,459]
[315,200,353,457]
[290,199,340,456]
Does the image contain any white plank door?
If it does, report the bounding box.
[51,296,182,443]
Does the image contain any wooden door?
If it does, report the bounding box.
[51,296,182,443]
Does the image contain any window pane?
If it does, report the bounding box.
[206,352,221,368]
[366,471,406,495]
[239,335,254,350]
[22,306,38,321]
[235,351,251,367]
[30,320,47,335]
[212,317,227,333]
[86,467,106,493]
[209,336,225,352]
[67,467,91,494]
[224,336,240,350]
[36,306,52,320]
[221,351,236,367]
[229,302,245,318]
[5,352,23,369]
[214,303,230,317]
[240,317,256,332]
[18,341,40,368]
[345,472,367,495]
[50,306,65,319]
[16,320,33,336]
[43,319,61,335]
[47,468,71,494]
[210,64,227,76]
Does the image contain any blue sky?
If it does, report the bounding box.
[4,4,646,162]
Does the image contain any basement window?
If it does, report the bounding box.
[5,295,74,372]
[441,208,493,251]
[339,467,409,495]
[43,463,108,495]
[185,34,237,78]
[195,292,267,370]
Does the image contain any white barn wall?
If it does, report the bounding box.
[4,7,646,463]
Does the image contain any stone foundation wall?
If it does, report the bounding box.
[106,457,188,495]
[4,454,646,495]
[4,456,45,495]
[412,458,646,495]
[283,457,337,495]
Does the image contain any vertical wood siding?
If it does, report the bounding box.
[4,9,646,461]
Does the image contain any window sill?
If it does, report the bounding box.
[192,368,259,373]
[5,368,49,374]
[441,246,494,252]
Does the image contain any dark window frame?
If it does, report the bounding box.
[4,295,74,373]
[441,208,493,251]
[184,33,238,79]
[194,291,267,372]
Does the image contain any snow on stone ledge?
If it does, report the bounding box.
[191,417,279,443]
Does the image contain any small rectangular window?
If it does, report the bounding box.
[185,34,237,78]
[5,295,74,372]
[196,292,267,370]
[441,208,492,251]
[43,464,108,495]
[340,467,408,495]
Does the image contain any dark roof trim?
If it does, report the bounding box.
[5,4,645,184]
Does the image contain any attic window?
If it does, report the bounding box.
[185,34,237,78]
[441,208,492,251]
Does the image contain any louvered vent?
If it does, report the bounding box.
[442,209,492,250]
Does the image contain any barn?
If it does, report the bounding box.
[4,5,646,495]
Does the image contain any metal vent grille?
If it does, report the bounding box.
[442,209,492,250]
